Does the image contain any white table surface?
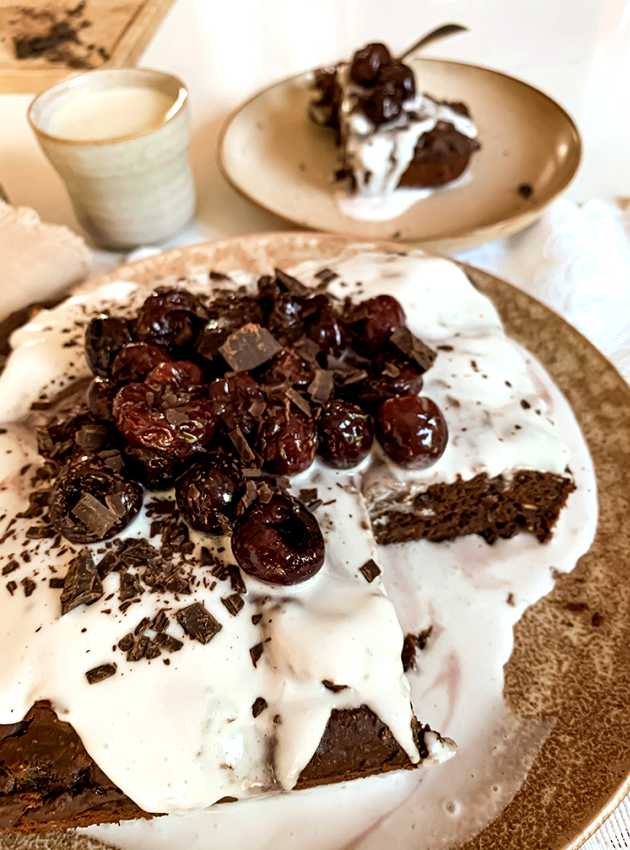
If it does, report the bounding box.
[0,2,627,848]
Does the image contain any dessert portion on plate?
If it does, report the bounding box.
[0,250,573,832]
[309,42,480,205]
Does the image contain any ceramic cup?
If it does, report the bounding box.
[28,68,196,249]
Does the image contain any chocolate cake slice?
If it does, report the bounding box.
[309,42,480,197]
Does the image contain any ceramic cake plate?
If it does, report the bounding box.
[0,233,628,850]
[219,61,581,252]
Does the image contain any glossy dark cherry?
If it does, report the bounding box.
[361,82,403,126]
[267,292,305,342]
[197,294,264,363]
[113,381,215,459]
[145,360,204,389]
[232,494,325,585]
[49,462,143,543]
[111,342,170,384]
[123,445,183,489]
[344,294,406,355]
[304,295,343,357]
[87,377,118,422]
[259,348,314,389]
[257,404,317,475]
[349,353,424,408]
[378,61,416,100]
[349,42,391,87]
[318,400,374,469]
[135,288,208,350]
[84,316,133,377]
[376,395,448,468]
[176,453,243,534]
[208,372,265,438]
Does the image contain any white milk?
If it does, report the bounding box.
[47,85,176,141]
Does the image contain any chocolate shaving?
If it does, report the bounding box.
[307,369,334,404]
[176,602,222,644]
[228,565,246,594]
[61,550,103,615]
[274,268,309,295]
[71,492,118,539]
[2,561,18,576]
[221,593,244,616]
[359,558,381,583]
[250,642,264,668]
[119,571,141,602]
[48,577,65,589]
[285,387,312,417]
[152,609,170,633]
[314,268,339,285]
[6,581,17,596]
[219,323,281,371]
[401,627,433,672]
[21,577,36,598]
[251,613,263,626]
[85,663,117,685]
[251,697,268,718]
[390,327,436,371]
[228,426,257,464]
[155,633,184,653]
[322,679,348,693]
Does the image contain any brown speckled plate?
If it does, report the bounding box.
[218,62,581,253]
[1,233,628,850]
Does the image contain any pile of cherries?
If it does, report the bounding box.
[314,42,416,129]
[42,270,447,585]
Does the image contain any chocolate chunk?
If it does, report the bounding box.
[49,577,65,589]
[219,323,281,371]
[251,697,268,717]
[517,182,533,199]
[133,616,151,636]
[520,399,531,410]
[322,679,347,693]
[209,270,231,282]
[85,663,117,684]
[390,327,436,372]
[250,642,264,668]
[71,492,119,540]
[221,593,244,616]
[176,602,222,644]
[155,632,184,653]
[6,581,17,596]
[307,369,334,403]
[285,387,312,417]
[21,577,36,598]
[251,613,263,626]
[128,635,150,662]
[61,550,103,615]
[359,558,381,583]
[506,592,515,606]
[2,561,18,576]
[118,634,134,652]
[145,640,162,660]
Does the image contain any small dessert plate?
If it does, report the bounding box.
[219,59,581,251]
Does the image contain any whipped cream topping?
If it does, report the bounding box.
[329,65,477,200]
[0,250,583,823]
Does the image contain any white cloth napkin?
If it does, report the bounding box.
[456,198,630,383]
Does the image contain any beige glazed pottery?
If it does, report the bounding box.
[28,68,195,250]
[0,232,623,850]
[219,61,581,252]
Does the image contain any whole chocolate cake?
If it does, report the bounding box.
[0,249,574,832]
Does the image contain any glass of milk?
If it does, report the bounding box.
[28,68,195,249]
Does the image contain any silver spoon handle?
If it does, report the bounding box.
[398,23,468,62]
